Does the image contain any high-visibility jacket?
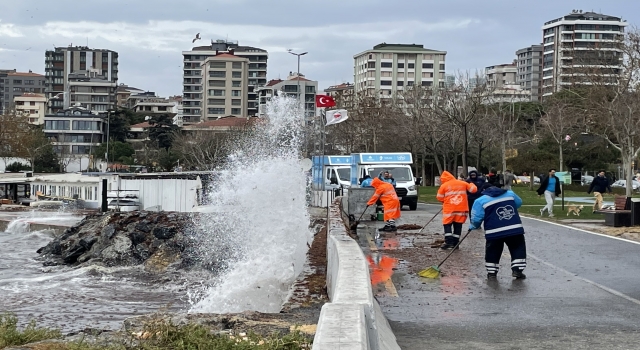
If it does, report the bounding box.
[437,171,477,224]
[367,177,401,222]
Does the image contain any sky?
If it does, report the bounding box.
[1,0,639,97]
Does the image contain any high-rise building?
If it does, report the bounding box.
[541,11,628,97]
[515,44,543,101]
[353,43,446,97]
[182,40,268,124]
[485,63,518,89]
[202,53,250,119]
[257,73,318,120]
[0,69,45,114]
[44,46,118,114]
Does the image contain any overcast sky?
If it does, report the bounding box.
[1,0,638,97]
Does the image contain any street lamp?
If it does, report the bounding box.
[287,49,307,108]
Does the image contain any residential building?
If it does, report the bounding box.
[485,63,518,88]
[468,76,487,90]
[44,46,118,114]
[0,70,45,114]
[324,82,355,109]
[484,84,532,104]
[202,53,250,119]
[168,95,184,127]
[541,10,628,97]
[353,43,447,97]
[125,92,176,116]
[14,93,47,124]
[116,84,145,107]
[43,106,107,170]
[515,44,543,101]
[257,73,318,120]
[182,39,268,124]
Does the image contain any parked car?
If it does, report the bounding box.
[516,175,540,184]
[581,175,594,186]
[611,180,640,191]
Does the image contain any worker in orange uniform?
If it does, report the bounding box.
[437,170,477,250]
[367,176,401,232]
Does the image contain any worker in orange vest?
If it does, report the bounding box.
[367,176,401,231]
[437,170,477,249]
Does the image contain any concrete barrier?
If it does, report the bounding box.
[312,197,400,350]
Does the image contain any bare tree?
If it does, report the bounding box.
[540,93,580,172]
[0,109,29,168]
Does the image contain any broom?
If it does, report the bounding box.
[418,229,473,278]
[349,205,370,230]
[416,208,442,234]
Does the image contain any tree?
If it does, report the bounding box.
[33,144,60,173]
[92,141,135,163]
[20,126,52,172]
[172,130,239,170]
[148,114,179,150]
[0,110,30,167]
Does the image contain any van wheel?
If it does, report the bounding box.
[409,202,417,211]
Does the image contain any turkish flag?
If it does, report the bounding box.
[315,95,336,108]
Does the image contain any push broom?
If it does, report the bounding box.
[349,205,370,231]
[418,229,473,279]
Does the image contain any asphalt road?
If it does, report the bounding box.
[357,203,640,350]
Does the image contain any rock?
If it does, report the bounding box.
[100,234,133,265]
[62,243,88,264]
[135,222,152,233]
[80,236,97,250]
[153,226,177,240]
[133,243,151,262]
[130,231,147,245]
[101,224,116,239]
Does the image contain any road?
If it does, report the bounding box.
[356,203,640,349]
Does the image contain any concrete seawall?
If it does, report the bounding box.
[312,197,400,350]
[0,219,71,235]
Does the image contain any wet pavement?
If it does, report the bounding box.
[355,203,640,349]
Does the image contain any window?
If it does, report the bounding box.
[232,71,242,78]
[397,63,404,69]
[25,80,35,85]
[209,71,226,78]
[305,86,315,93]
[367,62,375,69]
[232,81,242,87]
[423,54,433,60]
[422,81,433,87]
[380,80,392,86]
[210,61,226,68]
[13,87,23,92]
[45,120,70,130]
[208,80,225,87]
[381,71,392,77]
[440,64,445,71]
[231,99,242,106]
[422,63,433,69]
[232,62,242,69]
[397,81,404,86]
[13,80,22,84]
[72,145,90,154]
[72,121,99,130]
[208,89,225,96]
[408,63,415,69]
[232,90,241,96]
[407,81,414,86]
[30,101,36,106]
[381,62,393,68]
[381,53,392,59]
[283,85,298,92]
[208,99,225,105]
[231,108,241,114]
[397,72,404,78]
[408,72,415,78]
[208,107,225,114]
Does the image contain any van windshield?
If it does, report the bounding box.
[367,167,413,181]
[337,168,350,182]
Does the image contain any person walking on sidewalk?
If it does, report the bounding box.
[437,170,477,249]
[470,183,527,279]
[537,169,562,217]
[367,176,401,232]
[466,170,486,211]
[587,170,612,196]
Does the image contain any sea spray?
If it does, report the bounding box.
[189,95,313,313]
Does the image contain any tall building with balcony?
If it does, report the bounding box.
[353,43,446,97]
[515,44,543,101]
[14,93,47,125]
[257,74,318,121]
[0,69,45,114]
[541,11,628,97]
[485,63,518,88]
[202,53,249,119]
[182,39,268,124]
[125,91,177,116]
[44,46,118,114]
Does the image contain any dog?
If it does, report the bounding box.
[593,192,604,213]
[567,204,584,216]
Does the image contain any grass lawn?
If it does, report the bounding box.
[418,184,631,221]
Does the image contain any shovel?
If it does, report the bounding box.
[418,229,472,279]
[349,205,370,230]
[417,208,443,235]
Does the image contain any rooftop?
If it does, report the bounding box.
[47,46,118,53]
[7,71,44,77]
[14,93,46,99]
[266,79,283,87]
[544,11,625,26]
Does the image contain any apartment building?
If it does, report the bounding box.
[0,70,45,114]
[257,74,318,120]
[324,82,354,109]
[515,44,543,101]
[125,91,176,116]
[353,43,446,97]
[44,46,118,114]
[182,39,268,124]
[116,84,145,107]
[14,93,47,124]
[485,63,518,88]
[484,84,532,104]
[541,10,628,97]
[200,53,250,120]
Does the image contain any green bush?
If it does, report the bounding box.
[5,162,31,172]
[0,313,62,348]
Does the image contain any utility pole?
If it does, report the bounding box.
[287,49,308,153]
[106,109,110,171]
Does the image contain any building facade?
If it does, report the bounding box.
[515,44,543,101]
[44,46,118,114]
[353,43,446,97]
[324,83,354,109]
[485,63,518,88]
[541,11,628,97]
[14,93,47,124]
[201,53,249,119]
[125,92,176,116]
[257,74,317,120]
[43,107,106,159]
[182,40,268,124]
[0,70,45,114]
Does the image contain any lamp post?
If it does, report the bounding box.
[287,49,307,109]
[106,109,111,171]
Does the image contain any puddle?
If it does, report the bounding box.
[367,253,398,286]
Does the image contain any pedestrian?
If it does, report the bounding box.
[470,183,527,279]
[437,170,478,249]
[367,176,401,232]
[487,169,498,186]
[360,174,373,187]
[537,169,562,217]
[379,171,397,187]
[466,170,486,211]
[587,170,612,195]
[503,169,517,190]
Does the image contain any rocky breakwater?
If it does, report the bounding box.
[37,211,193,272]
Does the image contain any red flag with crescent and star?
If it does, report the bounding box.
[315,95,336,108]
